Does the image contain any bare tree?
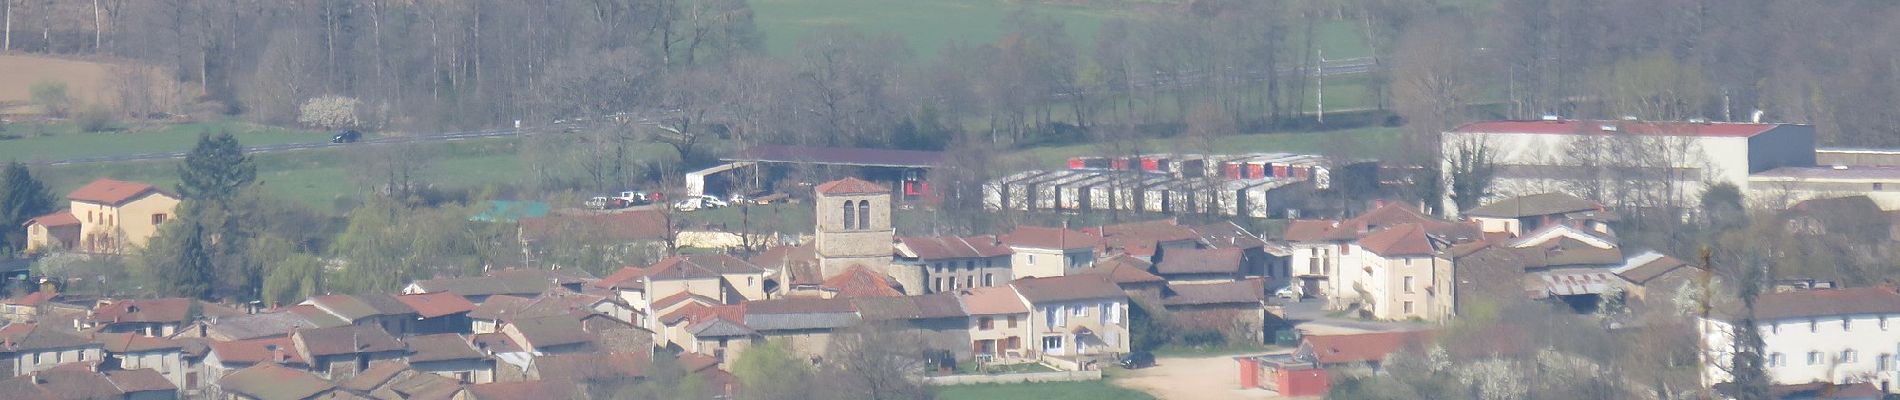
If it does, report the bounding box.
[820,323,932,400]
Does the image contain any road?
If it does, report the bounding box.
[1279,298,1423,335]
[32,127,529,167]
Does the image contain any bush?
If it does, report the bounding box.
[75,105,119,132]
[1180,330,1225,347]
[298,95,360,129]
[29,81,73,118]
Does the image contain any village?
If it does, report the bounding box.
[3,117,1900,399]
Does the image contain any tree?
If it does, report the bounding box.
[732,339,813,400]
[176,132,256,204]
[28,80,71,118]
[139,218,213,299]
[821,323,932,400]
[297,95,361,130]
[1725,249,1771,400]
[0,161,55,253]
[1445,137,1497,215]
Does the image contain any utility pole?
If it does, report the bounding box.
[1315,49,1325,124]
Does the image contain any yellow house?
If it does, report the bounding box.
[24,179,180,254]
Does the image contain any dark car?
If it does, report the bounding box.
[1119,351,1155,369]
[331,129,363,144]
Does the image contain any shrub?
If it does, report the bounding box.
[75,105,119,133]
[1180,330,1225,347]
[29,81,73,118]
[298,95,360,130]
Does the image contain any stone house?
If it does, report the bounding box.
[0,323,104,377]
[895,235,1013,294]
[1161,278,1272,344]
[954,285,1032,364]
[1000,226,1101,279]
[1009,274,1129,369]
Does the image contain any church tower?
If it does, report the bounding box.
[812,177,910,289]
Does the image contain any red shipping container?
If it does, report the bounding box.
[1068,158,1086,170]
[1111,159,1129,170]
[1294,167,1310,179]
[1271,165,1288,177]
[1237,358,1259,388]
[1224,164,1241,179]
[1141,158,1160,171]
[1247,164,1265,179]
[1278,368,1331,397]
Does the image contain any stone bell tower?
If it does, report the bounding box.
[812,177,908,287]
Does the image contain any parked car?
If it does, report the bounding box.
[1119,351,1155,369]
[331,129,363,144]
[1275,285,1303,300]
[612,191,653,208]
[672,195,730,211]
[585,196,611,210]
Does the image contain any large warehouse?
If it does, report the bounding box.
[1441,119,1817,213]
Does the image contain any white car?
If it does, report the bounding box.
[671,195,729,211]
[1275,286,1303,300]
[585,196,611,210]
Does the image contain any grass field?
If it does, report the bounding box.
[936,380,1157,400]
[0,54,168,115]
[751,0,1373,60]
[0,120,325,163]
[1014,126,1401,168]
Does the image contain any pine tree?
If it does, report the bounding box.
[146,220,214,299]
[176,132,255,203]
[0,161,56,253]
[1727,251,1771,400]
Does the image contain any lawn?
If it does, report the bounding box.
[0,120,325,163]
[1011,126,1402,168]
[937,380,1156,400]
[751,0,1374,60]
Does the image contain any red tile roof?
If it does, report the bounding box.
[815,177,889,195]
[102,369,176,393]
[24,210,78,227]
[394,292,477,319]
[292,324,405,357]
[1154,247,1244,275]
[822,265,904,298]
[1082,255,1166,285]
[91,298,197,324]
[1010,274,1124,303]
[1000,225,1102,251]
[1163,278,1267,306]
[955,285,1030,315]
[66,179,168,205]
[208,336,308,365]
[1752,286,1900,321]
[403,334,484,363]
[94,332,185,353]
[650,291,718,311]
[1356,223,1438,257]
[644,255,766,280]
[1301,330,1434,365]
[1088,220,1203,255]
[592,265,650,289]
[1322,203,1434,241]
[1451,120,1781,138]
[1281,220,1337,242]
[897,235,1012,260]
[2,290,57,307]
[466,380,581,400]
[533,352,648,382]
[217,363,335,400]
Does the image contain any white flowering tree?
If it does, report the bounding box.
[298,95,360,130]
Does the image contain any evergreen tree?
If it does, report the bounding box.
[176,132,255,203]
[0,161,56,253]
[143,220,214,299]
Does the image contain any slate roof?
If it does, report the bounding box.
[1011,274,1124,303]
[395,292,477,319]
[956,285,1031,315]
[1081,255,1167,285]
[0,323,97,352]
[1164,278,1268,306]
[404,334,484,363]
[822,265,904,298]
[218,363,335,400]
[1750,286,1900,321]
[1301,330,1434,365]
[1464,192,1607,219]
[1154,247,1244,275]
[999,225,1102,251]
[896,235,1012,260]
[815,177,889,195]
[744,298,859,331]
[293,324,405,357]
[507,315,595,349]
[852,294,967,321]
[66,179,167,206]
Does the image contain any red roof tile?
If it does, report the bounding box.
[644,255,766,280]
[955,285,1030,315]
[1281,220,1337,242]
[651,291,718,311]
[466,380,581,400]
[1322,203,1434,241]
[208,336,308,365]
[91,298,196,324]
[815,177,889,195]
[1000,225,1102,251]
[592,265,650,289]
[1082,255,1166,284]
[394,292,477,319]
[1356,223,1438,257]
[1301,330,1434,364]
[2,290,57,307]
[1088,220,1203,255]
[94,332,184,353]
[102,369,175,393]
[67,179,169,205]
[1451,120,1782,137]
[821,265,904,298]
[24,210,78,227]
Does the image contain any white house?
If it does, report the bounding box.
[1701,286,1900,393]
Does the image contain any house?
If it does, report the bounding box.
[0,323,105,377]
[1296,330,1434,373]
[299,294,420,336]
[740,298,858,360]
[664,304,751,363]
[0,366,178,400]
[1194,221,1288,289]
[337,361,464,399]
[1461,192,1615,237]
[1000,226,1101,279]
[1087,219,1203,263]
[498,314,595,355]
[850,294,971,361]
[401,334,493,384]
[1282,202,1457,306]
[1448,224,1632,314]
[1078,255,1167,307]
[202,336,309,382]
[95,333,190,393]
[1348,222,1463,321]
[175,309,344,342]
[214,363,340,400]
[84,298,243,338]
[24,179,181,254]
[1,291,59,323]
[394,292,478,335]
[1280,219,1339,299]
[955,285,1032,364]
[1162,278,1271,344]
[1699,286,1900,393]
[894,235,1012,294]
[401,268,593,304]
[1611,252,1700,303]
[594,255,769,312]
[524,351,647,389]
[289,324,407,380]
[1151,247,1246,283]
[1009,274,1128,369]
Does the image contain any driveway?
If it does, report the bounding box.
[1277,298,1421,335]
[1114,352,1293,400]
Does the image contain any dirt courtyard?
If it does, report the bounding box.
[1115,352,1300,400]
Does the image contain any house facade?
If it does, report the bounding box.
[1000,226,1100,279]
[1701,286,1900,393]
[1011,275,1129,367]
[895,235,1013,294]
[24,178,180,254]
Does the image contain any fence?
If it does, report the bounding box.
[922,369,1103,385]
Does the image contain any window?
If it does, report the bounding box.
[1105,304,1119,323]
[1811,319,1819,333]
[1883,317,1890,330]
[1810,351,1825,365]
[1045,307,1058,327]
[1007,315,1019,328]
[1881,354,1893,371]
[1404,276,1415,294]
[978,317,994,330]
[965,276,974,288]
[1843,349,1859,363]
[31,353,38,365]
[935,278,943,292]
[1074,305,1088,317]
[1028,255,1036,264]
[1341,244,1351,255]
[1771,323,1779,334]
[984,274,994,287]
[1770,353,1784,367]
[949,279,958,291]
[857,200,870,229]
[1042,336,1064,351]
[1005,336,1021,350]
[151,213,167,225]
[1845,317,1853,331]
[1878,183,1887,191]
[1403,301,1415,315]
[87,211,94,223]
[747,277,755,287]
[842,201,856,229]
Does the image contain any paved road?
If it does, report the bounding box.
[1278,298,1423,335]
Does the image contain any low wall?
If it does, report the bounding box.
[923,370,1103,385]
